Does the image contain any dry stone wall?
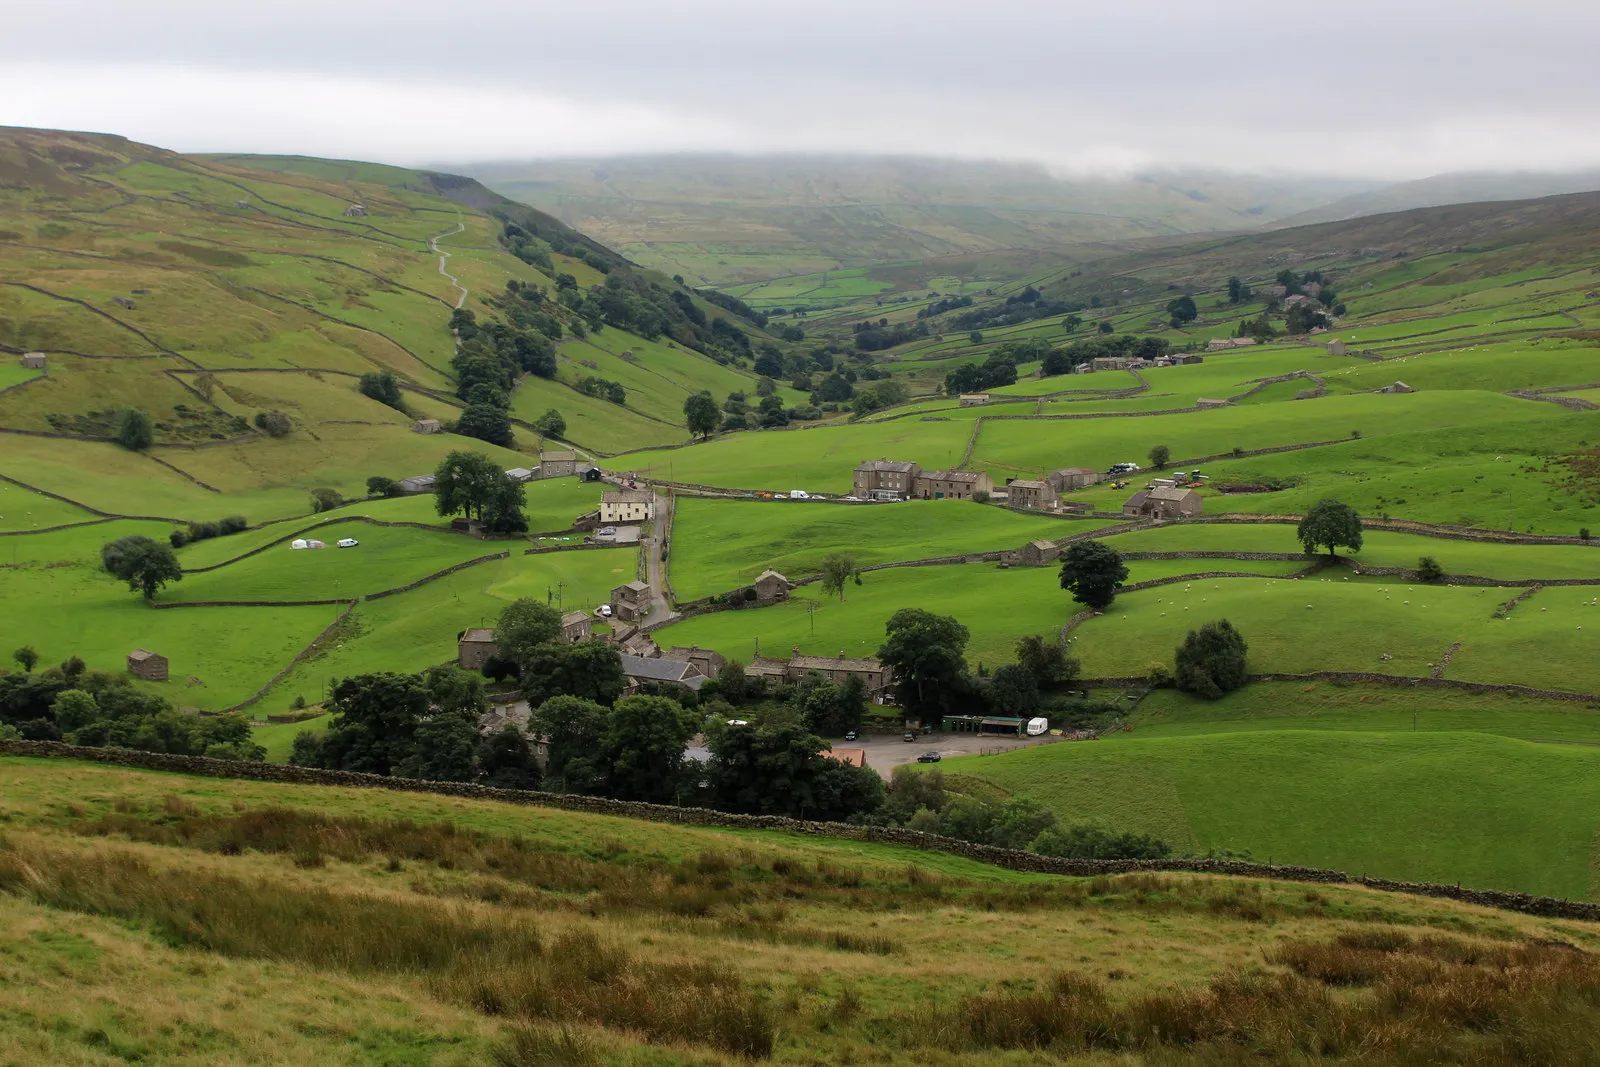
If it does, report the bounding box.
[3,740,1597,922]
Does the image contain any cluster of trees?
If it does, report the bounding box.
[576,375,627,405]
[916,294,975,319]
[698,289,768,329]
[878,770,1171,858]
[432,451,528,534]
[100,534,183,600]
[447,306,548,448]
[358,371,405,412]
[168,514,248,549]
[852,318,928,352]
[872,609,1079,723]
[1226,277,1254,304]
[496,216,620,276]
[253,410,292,437]
[0,652,262,759]
[1166,295,1198,327]
[947,287,1086,333]
[848,379,911,418]
[1039,335,1170,376]
[944,350,1019,394]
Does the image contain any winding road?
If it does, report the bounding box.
[429,221,468,310]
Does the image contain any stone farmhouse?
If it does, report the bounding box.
[852,460,921,500]
[127,649,168,681]
[662,646,726,680]
[1046,467,1100,491]
[600,490,654,524]
[1207,337,1257,352]
[560,611,593,643]
[1123,486,1204,519]
[748,650,894,703]
[620,653,705,694]
[457,628,498,670]
[610,580,652,622]
[914,469,993,500]
[1005,479,1060,511]
[539,451,577,478]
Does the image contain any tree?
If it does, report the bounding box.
[1174,619,1249,700]
[1015,634,1078,688]
[481,474,529,534]
[1297,498,1363,558]
[309,487,344,513]
[1062,314,1084,333]
[311,672,433,775]
[455,403,514,447]
[706,719,827,816]
[366,476,400,498]
[359,371,404,410]
[393,711,480,782]
[598,695,697,803]
[798,674,867,736]
[1227,277,1245,304]
[495,598,563,669]
[1097,322,1113,335]
[101,535,155,574]
[51,689,100,734]
[434,451,503,522]
[988,664,1039,716]
[478,724,539,789]
[878,609,970,719]
[521,640,627,707]
[1058,541,1129,611]
[1166,295,1198,327]
[253,410,292,437]
[110,540,183,600]
[1148,444,1171,470]
[819,552,859,602]
[530,695,610,792]
[1417,555,1445,582]
[534,408,567,439]
[12,647,38,674]
[115,408,153,451]
[683,391,719,439]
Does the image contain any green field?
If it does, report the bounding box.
[944,729,1600,899]
[667,496,1110,598]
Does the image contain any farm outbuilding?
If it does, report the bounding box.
[1046,467,1100,491]
[20,352,46,370]
[458,628,498,671]
[343,204,368,217]
[1019,539,1061,566]
[611,580,653,623]
[412,419,441,434]
[560,611,594,643]
[398,474,435,494]
[575,465,603,482]
[127,649,169,681]
[958,393,990,407]
[754,569,791,602]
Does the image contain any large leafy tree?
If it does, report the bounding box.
[877,608,970,720]
[358,371,403,410]
[496,598,563,668]
[478,724,539,789]
[1058,541,1129,611]
[530,695,610,792]
[819,552,858,602]
[798,674,867,737]
[434,450,504,522]
[115,408,153,451]
[455,403,514,447]
[1297,498,1363,558]
[683,391,720,439]
[303,672,432,776]
[1174,619,1249,700]
[109,540,183,600]
[521,640,627,707]
[482,474,529,534]
[987,664,1039,716]
[598,695,698,804]
[1015,634,1078,689]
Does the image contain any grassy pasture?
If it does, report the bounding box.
[657,559,1308,669]
[251,548,636,715]
[946,729,1600,899]
[510,373,682,454]
[1098,523,1600,580]
[165,522,505,603]
[667,497,1112,598]
[0,480,95,532]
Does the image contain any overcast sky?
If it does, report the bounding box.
[8,0,1600,178]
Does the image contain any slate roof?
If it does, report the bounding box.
[460,628,496,644]
[619,653,705,690]
[789,653,887,674]
[855,459,918,473]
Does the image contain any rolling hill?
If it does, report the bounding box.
[465,154,1380,285]
[1278,168,1600,227]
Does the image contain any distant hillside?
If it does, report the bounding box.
[464,154,1380,285]
[1278,169,1600,227]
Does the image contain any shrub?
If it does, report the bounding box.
[1174,619,1248,700]
[114,408,153,451]
[309,488,344,513]
[253,410,292,437]
[1581,527,1592,540]
[972,489,990,504]
[1416,555,1445,582]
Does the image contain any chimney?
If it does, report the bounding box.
[792,646,801,657]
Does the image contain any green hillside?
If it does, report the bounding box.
[471,154,1378,285]
[1,754,1597,1065]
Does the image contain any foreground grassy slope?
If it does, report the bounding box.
[1,755,1597,1066]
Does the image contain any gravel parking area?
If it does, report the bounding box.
[842,732,1060,779]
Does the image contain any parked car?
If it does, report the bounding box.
[336,538,359,548]
[917,751,942,763]
[902,732,916,742]
[844,730,858,741]
[599,605,613,618]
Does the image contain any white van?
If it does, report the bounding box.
[789,490,810,499]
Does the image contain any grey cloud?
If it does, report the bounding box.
[6,0,1600,177]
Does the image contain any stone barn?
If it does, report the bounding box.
[560,611,593,643]
[1019,539,1061,566]
[127,649,169,681]
[754,569,791,602]
[457,628,498,671]
[611,580,653,623]
[344,204,368,217]
[20,352,46,370]
[412,418,441,434]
